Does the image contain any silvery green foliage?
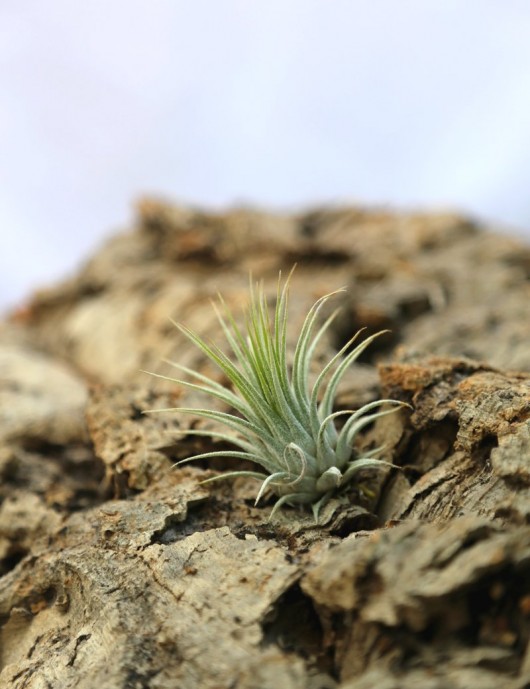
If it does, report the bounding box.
[152,274,406,520]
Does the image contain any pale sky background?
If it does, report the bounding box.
[1,1,530,312]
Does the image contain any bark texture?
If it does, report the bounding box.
[1,200,530,688]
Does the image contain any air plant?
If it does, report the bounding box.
[150,272,408,521]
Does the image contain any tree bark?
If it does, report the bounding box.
[1,201,529,688]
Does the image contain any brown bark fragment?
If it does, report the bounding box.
[378,358,530,523]
[302,517,530,687]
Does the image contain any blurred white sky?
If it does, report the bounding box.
[1,1,530,312]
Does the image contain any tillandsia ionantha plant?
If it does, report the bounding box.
[149,270,408,521]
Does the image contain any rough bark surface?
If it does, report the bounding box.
[1,200,530,688]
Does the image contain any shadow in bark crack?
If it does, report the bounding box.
[0,546,28,577]
[261,583,337,682]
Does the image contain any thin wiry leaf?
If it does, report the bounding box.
[148,272,410,521]
[318,330,388,419]
[335,399,404,463]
